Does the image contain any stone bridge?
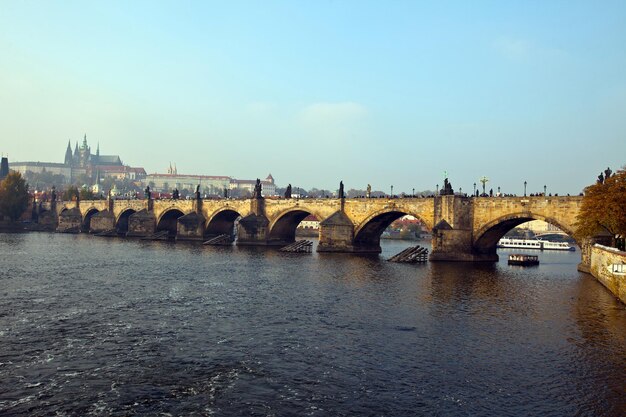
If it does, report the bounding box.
[40,194,591,266]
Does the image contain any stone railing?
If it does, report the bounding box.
[590,244,626,304]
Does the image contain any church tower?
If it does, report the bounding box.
[78,134,91,167]
[64,140,73,166]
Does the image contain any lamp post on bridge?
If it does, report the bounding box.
[544,185,547,196]
[390,185,393,198]
[524,181,527,197]
[473,182,476,197]
[412,188,415,198]
[436,184,439,195]
[497,186,500,196]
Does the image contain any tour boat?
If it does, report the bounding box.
[497,237,575,251]
[508,254,539,266]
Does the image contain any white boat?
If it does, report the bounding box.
[508,254,539,266]
[497,237,575,251]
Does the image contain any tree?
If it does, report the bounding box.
[63,186,79,201]
[347,188,366,198]
[80,187,95,200]
[23,170,67,189]
[0,172,30,221]
[575,167,626,250]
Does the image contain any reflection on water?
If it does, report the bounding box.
[0,233,624,416]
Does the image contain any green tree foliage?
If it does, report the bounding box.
[23,170,66,189]
[79,187,95,200]
[575,167,626,249]
[0,171,30,221]
[62,186,79,201]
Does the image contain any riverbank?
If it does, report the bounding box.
[591,244,626,304]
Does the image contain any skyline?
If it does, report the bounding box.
[1,1,625,195]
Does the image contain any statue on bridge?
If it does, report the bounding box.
[253,178,263,199]
[598,167,612,184]
[224,187,228,198]
[440,177,454,196]
[195,185,201,201]
[366,184,371,198]
[285,184,292,199]
[172,188,179,200]
[339,181,345,199]
[51,186,56,202]
[144,185,151,200]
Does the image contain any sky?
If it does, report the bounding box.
[1,0,625,195]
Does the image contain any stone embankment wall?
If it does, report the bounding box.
[590,244,626,304]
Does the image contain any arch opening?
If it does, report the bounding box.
[268,210,316,245]
[354,211,428,253]
[205,209,242,240]
[116,209,136,234]
[82,208,99,232]
[354,211,407,252]
[473,216,579,257]
[157,209,185,238]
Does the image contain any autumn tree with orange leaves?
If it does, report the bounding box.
[575,167,626,250]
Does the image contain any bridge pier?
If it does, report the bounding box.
[37,200,58,230]
[236,213,270,245]
[177,212,206,241]
[428,195,496,262]
[57,207,82,233]
[429,224,499,262]
[90,210,115,233]
[317,211,356,253]
[126,209,156,237]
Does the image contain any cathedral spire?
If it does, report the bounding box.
[96,141,100,157]
[64,140,73,165]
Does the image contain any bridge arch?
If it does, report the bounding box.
[156,208,186,237]
[268,208,319,245]
[473,212,579,256]
[353,209,430,252]
[116,208,136,234]
[82,208,99,233]
[205,208,243,238]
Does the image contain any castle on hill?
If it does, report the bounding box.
[10,135,145,186]
[64,134,123,169]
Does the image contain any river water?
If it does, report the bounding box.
[0,233,624,416]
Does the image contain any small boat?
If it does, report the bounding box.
[498,237,575,251]
[508,254,539,266]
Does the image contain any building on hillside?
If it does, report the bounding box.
[9,161,72,184]
[518,220,563,234]
[96,165,147,181]
[297,215,319,230]
[143,165,232,195]
[230,174,276,197]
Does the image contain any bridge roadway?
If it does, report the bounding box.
[40,194,594,267]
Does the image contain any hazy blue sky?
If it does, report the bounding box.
[1,1,625,194]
